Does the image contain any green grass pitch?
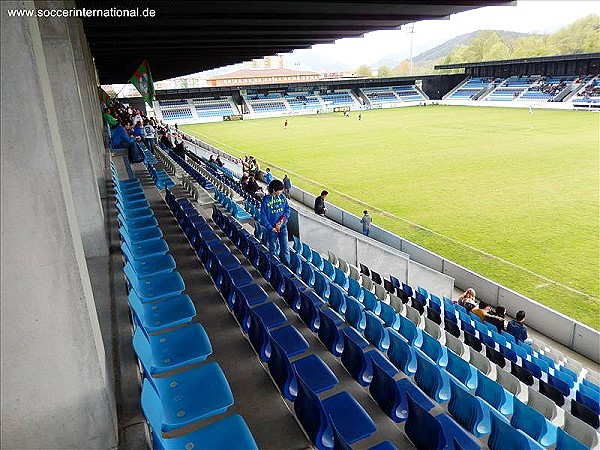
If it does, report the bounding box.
[181,106,599,329]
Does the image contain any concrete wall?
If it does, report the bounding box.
[1,1,117,447]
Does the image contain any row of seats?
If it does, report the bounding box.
[284,237,599,449]
[142,149,175,190]
[111,160,258,450]
[210,205,402,450]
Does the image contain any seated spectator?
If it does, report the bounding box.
[314,190,328,216]
[470,301,488,323]
[246,175,263,199]
[456,288,477,311]
[485,305,506,333]
[159,132,173,150]
[506,310,532,346]
[209,155,215,163]
[111,120,142,163]
[173,133,186,160]
[241,172,249,190]
[132,121,145,140]
[215,156,224,167]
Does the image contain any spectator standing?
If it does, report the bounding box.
[173,133,186,160]
[131,109,143,126]
[260,180,291,265]
[282,174,292,198]
[506,310,532,346]
[361,210,372,236]
[264,168,273,185]
[314,190,328,216]
[143,119,156,154]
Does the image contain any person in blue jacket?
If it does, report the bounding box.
[260,179,290,265]
[111,121,142,162]
[264,168,273,185]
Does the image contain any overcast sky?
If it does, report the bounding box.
[288,1,600,68]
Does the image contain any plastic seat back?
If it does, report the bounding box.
[318,308,345,357]
[486,345,507,369]
[444,331,465,357]
[476,370,513,416]
[365,311,390,351]
[314,271,332,301]
[328,283,347,315]
[387,329,417,376]
[333,267,350,291]
[445,317,461,338]
[488,410,545,450]
[469,349,492,376]
[511,361,534,386]
[405,393,447,450]
[268,336,298,401]
[398,314,422,347]
[527,387,557,421]
[294,376,331,448]
[556,427,589,450]
[571,398,600,429]
[362,289,381,314]
[345,296,366,332]
[563,410,600,449]
[378,302,400,330]
[421,332,447,367]
[539,378,565,406]
[341,328,373,386]
[511,397,558,447]
[448,378,490,437]
[347,278,364,301]
[446,349,477,390]
[414,350,450,403]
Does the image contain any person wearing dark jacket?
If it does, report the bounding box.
[506,310,532,346]
[260,180,290,265]
[314,190,328,216]
[485,305,506,333]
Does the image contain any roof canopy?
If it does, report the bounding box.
[78,0,514,84]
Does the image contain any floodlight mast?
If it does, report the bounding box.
[407,23,415,76]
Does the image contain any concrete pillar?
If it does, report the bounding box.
[36,0,108,258]
[0,1,117,448]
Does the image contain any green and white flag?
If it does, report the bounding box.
[98,86,111,106]
[130,60,155,107]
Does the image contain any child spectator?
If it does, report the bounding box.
[260,180,290,265]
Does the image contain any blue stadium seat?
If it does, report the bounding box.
[132,324,212,376]
[142,386,258,450]
[398,314,423,347]
[378,302,400,330]
[446,349,477,390]
[299,289,324,332]
[488,410,544,450]
[387,329,417,376]
[283,276,305,313]
[128,290,196,333]
[248,308,306,362]
[331,420,398,450]
[571,398,600,428]
[328,283,348,315]
[414,349,451,403]
[364,311,390,351]
[317,308,345,357]
[314,271,332,301]
[369,358,434,422]
[555,427,588,450]
[475,371,513,416]
[121,237,168,262]
[448,378,495,437]
[576,389,600,414]
[511,397,558,447]
[435,413,482,450]
[294,376,377,449]
[421,332,448,367]
[341,327,396,386]
[123,252,176,278]
[268,337,338,401]
[345,296,367,332]
[348,277,364,302]
[404,393,447,450]
[140,362,234,432]
[362,289,382,314]
[301,259,316,288]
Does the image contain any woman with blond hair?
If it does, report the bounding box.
[456,288,477,311]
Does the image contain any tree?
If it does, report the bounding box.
[376,65,394,78]
[355,65,373,78]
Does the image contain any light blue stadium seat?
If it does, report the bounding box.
[414,349,451,403]
[268,337,338,401]
[398,314,423,347]
[446,349,477,390]
[511,397,558,447]
[317,308,345,356]
[364,311,390,351]
[369,358,435,422]
[555,427,589,450]
[475,370,513,416]
[124,263,185,303]
[448,378,495,437]
[123,252,176,278]
[348,278,364,302]
[421,332,448,367]
[322,259,336,280]
[140,362,234,433]
[378,302,400,330]
[295,376,377,450]
[387,329,417,376]
[333,267,350,291]
[362,289,382,314]
[119,224,162,246]
[142,384,257,450]
[314,271,332,301]
[132,324,212,376]
[121,238,168,262]
[128,290,196,333]
[576,388,600,414]
[488,410,544,450]
[345,296,367,331]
